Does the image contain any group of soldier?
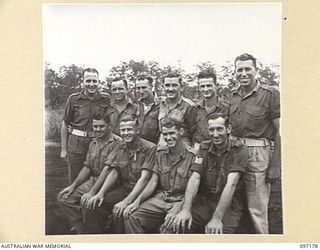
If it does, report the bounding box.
[56,53,281,234]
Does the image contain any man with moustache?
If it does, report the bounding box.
[83,116,157,234]
[135,74,161,144]
[106,77,138,136]
[123,118,197,233]
[158,73,196,147]
[193,69,229,148]
[60,68,111,183]
[57,113,122,234]
[169,113,248,234]
[229,53,281,234]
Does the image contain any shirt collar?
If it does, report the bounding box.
[120,137,143,152]
[164,140,186,159]
[77,90,102,100]
[209,138,232,155]
[233,80,261,99]
[196,96,220,109]
[91,132,116,148]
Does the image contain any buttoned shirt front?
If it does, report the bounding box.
[191,138,248,200]
[105,98,138,136]
[84,133,122,177]
[136,99,160,144]
[110,137,157,189]
[153,141,197,201]
[193,98,229,144]
[63,91,111,131]
[158,97,196,145]
[229,82,280,140]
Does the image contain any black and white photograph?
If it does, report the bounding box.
[43,3,282,235]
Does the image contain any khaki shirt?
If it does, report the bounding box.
[153,142,197,201]
[191,138,248,209]
[63,91,111,131]
[229,82,280,140]
[84,133,122,177]
[158,97,196,145]
[105,98,138,136]
[110,138,157,189]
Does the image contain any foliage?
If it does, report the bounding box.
[45,108,64,142]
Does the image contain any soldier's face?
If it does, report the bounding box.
[120,120,138,143]
[162,126,181,148]
[235,60,257,88]
[83,72,99,95]
[164,77,181,101]
[208,117,230,146]
[92,119,109,138]
[111,80,127,101]
[199,78,217,99]
[136,79,153,101]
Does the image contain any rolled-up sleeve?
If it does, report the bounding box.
[228,145,249,174]
[141,146,157,172]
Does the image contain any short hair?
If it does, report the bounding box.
[163,72,182,85]
[207,113,229,126]
[83,68,99,78]
[136,74,153,87]
[160,117,183,130]
[92,111,110,125]
[111,77,128,89]
[119,115,138,127]
[234,53,257,69]
[198,69,217,85]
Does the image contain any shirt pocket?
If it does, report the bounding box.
[160,165,172,189]
[245,105,267,131]
[74,102,90,119]
[175,166,189,190]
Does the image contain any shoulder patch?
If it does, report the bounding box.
[194,156,203,164]
[182,97,195,106]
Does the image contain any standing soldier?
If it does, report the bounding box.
[135,74,161,144]
[229,53,281,234]
[193,69,229,148]
[106,77,138,136]
[60,68,110,183]
[158,73,196,147]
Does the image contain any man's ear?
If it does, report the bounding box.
[226,124,232,134]
[179,128,185,136]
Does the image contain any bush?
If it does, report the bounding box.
[45,108,64,142]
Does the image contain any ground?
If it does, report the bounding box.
[45,143,283,235]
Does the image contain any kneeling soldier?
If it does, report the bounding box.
[171,113,249,234]
[124,118,197,233]
[83,115,157,233]
[57,112,121,234]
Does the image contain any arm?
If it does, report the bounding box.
[123,173,159,218]
[171,171,201,233]
[85,168,119,209]
[113,170,152,218]
[60,120,68,159]
[57,166,91,200]
[205,172,241,234]
[267,118,281,182]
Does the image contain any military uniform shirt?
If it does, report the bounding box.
[229,82,280,140]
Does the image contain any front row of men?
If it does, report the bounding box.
[58,112,249,234]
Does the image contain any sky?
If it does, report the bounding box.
[43,3,281,79]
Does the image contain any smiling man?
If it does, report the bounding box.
[158,73,196,146]
[106,77,138,136]
[229,53,281,234]
[168,113,249,234]
[57,113,122,234]
[124,118,197,234]
[82,115,157,234]
[135,75,161,144]
[193,69,229,147]
[60,68,111,183]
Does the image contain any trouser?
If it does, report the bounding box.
[83,185,131,234]
[125,192,184,234]
[58,177,95,234]
[169,195,243,234]
[67,134,92,184]
[245,145,271,234]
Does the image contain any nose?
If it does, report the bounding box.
[213,130,219,137]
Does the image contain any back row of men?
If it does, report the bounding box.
[57,53,281,234]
